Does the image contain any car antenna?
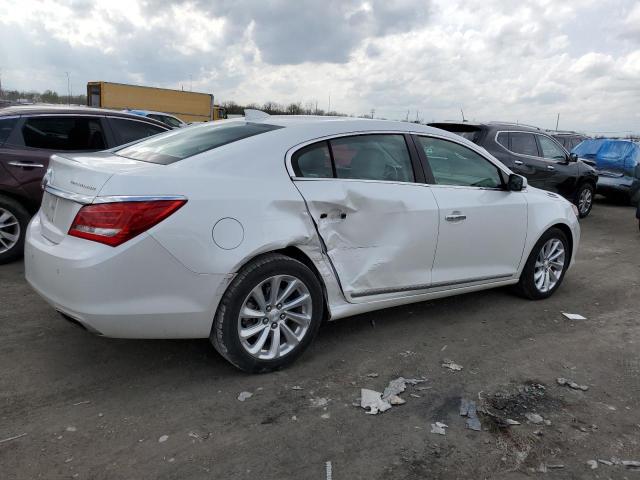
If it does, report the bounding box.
[244,109,270,121]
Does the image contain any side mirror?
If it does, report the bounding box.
[507,173,526,191]
[569,153,578,162]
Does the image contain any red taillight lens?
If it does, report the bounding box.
[68,200,186,247]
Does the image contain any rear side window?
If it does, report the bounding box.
[417,136,502,188]
[110,118,166,145]
[0,117,18,145]
[509,132,539,157]
[22,116,106,150]
[292,142,333,178]
[116,122,282,164]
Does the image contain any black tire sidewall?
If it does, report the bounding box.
[576,183,594,218]
[0,196,30,264]
[519,228,570,300]
[214,255,324,373]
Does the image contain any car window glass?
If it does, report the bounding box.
[22,116,105,150]
[292,142,333,178]
[417,136,502,188]
[163,116,183,128]
[110,118,166,145]
[509,132,539,156]
[496,132,509,148]
[538,135,566,160]
[0,117,18,145]
[330,134,414,182]
[116,122,282,164]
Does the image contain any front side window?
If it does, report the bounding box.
[0,117,18,145]
[116,121,282,164]
[496,132,509,148]
[538,135,567,160]
[110,118,166,146]
[509,132,539,157]
[292,142,333,178]
[331,134,414,182]
[417,136,502,188]
[22,116,105,150]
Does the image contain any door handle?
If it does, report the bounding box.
[547,165,555,170]
[445,212,467,222]
[8,161,45,168]
[514,160,524,166]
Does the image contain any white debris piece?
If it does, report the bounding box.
[587,460,598,469]
[557,377,589,391]
[442,359,463,371]
[389,395,406,406]
[325,461,333,480]
[622,460,640,468]
[65,426,77,432]
[360,389,392,415]
[365,373,379,378]
[382,377,407,400]
[158,435,169,443]
[291,386,303,390]
[237,391,253,401]
[310,397,329,408]
[321,413,330,419]
[562,312,587,321]
[430,422,448,435]
[598,459,613,466]
[505,419,521,425]
[0,433,27,444]
[525,413,544,424]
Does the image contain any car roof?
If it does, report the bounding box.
[125,109,181,119]
[428,121,547,134]
[0,105,169,127]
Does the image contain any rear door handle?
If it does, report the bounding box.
[547,165,555,170]
[8,161,45,168]
[445,212,466,222]
[514,160,524,166]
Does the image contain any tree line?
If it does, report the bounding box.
[0,89,87,106]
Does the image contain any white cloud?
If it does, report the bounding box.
[0,0,639,134]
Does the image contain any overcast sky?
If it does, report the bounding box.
[1,0,639,134]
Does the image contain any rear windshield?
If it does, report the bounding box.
[115,122,283,164]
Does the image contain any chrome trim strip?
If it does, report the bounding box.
[45,185,187,205]
[8,161,45,168]
[350,273,514,298]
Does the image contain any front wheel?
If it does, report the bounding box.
[575,183,594,218]
[514,228,570,300]
[210,253,324,373]
[0,195,30,265]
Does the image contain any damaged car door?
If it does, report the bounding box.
[290,133,439,302]
[414,135,527,286]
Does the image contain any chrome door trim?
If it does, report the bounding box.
[8,161,45,168]
[45,185,186,205]
[44,185,94,204]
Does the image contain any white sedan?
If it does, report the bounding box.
[25,112,580,372]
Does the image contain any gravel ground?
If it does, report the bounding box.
[1,200,639,479]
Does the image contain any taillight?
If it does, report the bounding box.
[68,199,186,247]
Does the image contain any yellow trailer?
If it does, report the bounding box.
[86,81,227,122]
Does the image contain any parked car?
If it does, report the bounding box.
[572,139,640,205]
[25,114,580,372]
[428,122,598,218]
[123,109,187,129]
[549,131,590,152]
[0,106,169,263]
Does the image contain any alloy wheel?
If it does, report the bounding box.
[578,188,592,215]
[237,275,313,360]
[0,208,20,254]
[534,238,565,293]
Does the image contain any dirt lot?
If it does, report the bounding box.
[1,200,639,479]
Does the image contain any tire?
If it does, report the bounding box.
[210,253,324,373]
[514,228,570,300]
[574,182,594,218]
[0,195,30,265]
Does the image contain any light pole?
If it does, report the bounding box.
[65,72,71,105]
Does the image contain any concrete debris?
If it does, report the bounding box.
[399,350,416,357]
[505,419,521,425]
[459,398,482,431]
[389,395,406,406]
[587,460,598,469]
[360,389,392,415]
[557,377,589,391]
[325,461,333,480]
[597,459,613,466]
[442,359,463,371]
[404,377,428,385]
[525,413,544,424]
[237,391,253,402]
[365,373,379,378]
[430,422,448,435]
[622,460,640,468]
[0,433,27,444]
[310,397,329,408]
[65,426,77,432]
[410,394,421,398]
[536,463,547,473]
[320,413,330,419]
[72,400,90,406]
[158,435,168,443]
[547,464,565,469]
[291,386,303,390]
[382,377,407,400]
[562,312,587,321]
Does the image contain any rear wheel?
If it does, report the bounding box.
[0,195,30,265]
[514,228,570,300]
[210,253,324,373]
[575,183,594,218]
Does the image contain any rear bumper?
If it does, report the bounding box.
[25,215,231,339]
[597,176,639,198]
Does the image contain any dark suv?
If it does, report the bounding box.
[0,106,169,263]
[429,122,598,218]
[549,131,590,152]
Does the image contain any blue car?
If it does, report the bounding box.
[573,139,640,205]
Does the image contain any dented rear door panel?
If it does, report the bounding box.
[293,178,439,303]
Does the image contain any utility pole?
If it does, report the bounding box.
[0,67,3,99]
[370,109,375,119]
[415,110,419,123]
[315,100,318,115]
[555,113,560,131]
[328,94,331,114]
[406,110,409,122]
[190,74,193,92]
[65,72,71,105]
[461,108,466,122]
